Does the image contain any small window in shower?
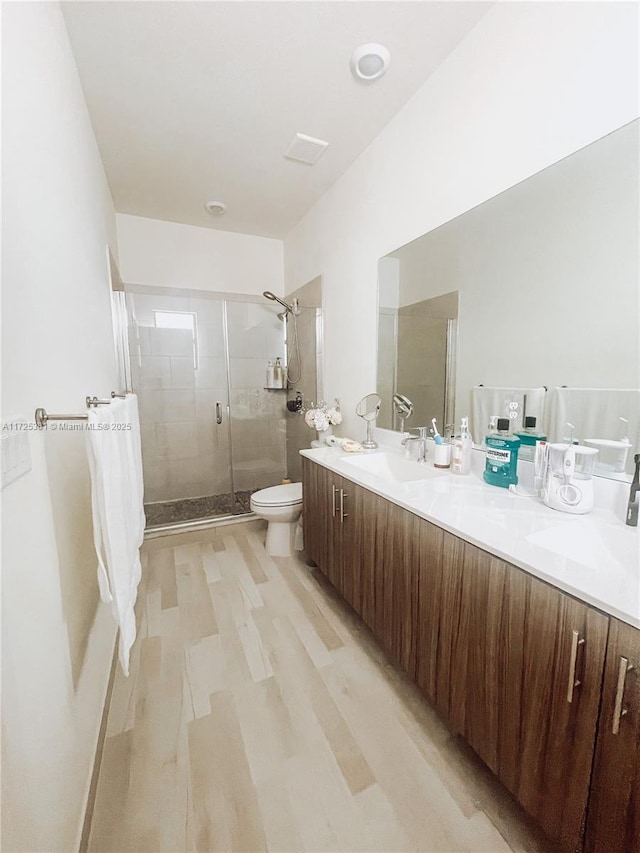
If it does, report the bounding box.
[154,310,198,368]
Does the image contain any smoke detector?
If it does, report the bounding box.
[350,43,391,82]
[204,200,227,215]
[284,133,329,165]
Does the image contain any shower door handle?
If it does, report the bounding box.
[215,402,223,425]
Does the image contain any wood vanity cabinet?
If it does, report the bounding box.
[585,618,640,852]
[301,458,639,852]
[302,458,420,668]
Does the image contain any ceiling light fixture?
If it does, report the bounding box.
[350,43,391,82]
[204,200,227,215]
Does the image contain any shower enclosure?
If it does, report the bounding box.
[124,287,290,528]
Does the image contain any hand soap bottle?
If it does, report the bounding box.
[451,417,473,475]
[514,416,547,461]
[483,418,520,488]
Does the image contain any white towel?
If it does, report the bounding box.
[471,386,547,443]
[86,394,145,675]
[547,387,640,451]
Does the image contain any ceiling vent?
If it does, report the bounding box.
[284,133,329,165]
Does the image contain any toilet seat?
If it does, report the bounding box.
[251,482,302,508]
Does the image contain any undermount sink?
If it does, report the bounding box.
[340,450,442,483]
[525,522,617,572]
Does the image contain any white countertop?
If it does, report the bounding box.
[301,444,640,629]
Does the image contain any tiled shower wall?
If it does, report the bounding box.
[128,290,286,505]
[285,278,321,483]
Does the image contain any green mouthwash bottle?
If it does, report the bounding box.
[484,418,520,488]
[514,416,547,461]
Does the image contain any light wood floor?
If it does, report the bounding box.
[87,520,548,853]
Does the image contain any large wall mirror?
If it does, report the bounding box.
[377,119,639,480]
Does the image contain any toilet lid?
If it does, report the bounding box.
[251,482,303,507]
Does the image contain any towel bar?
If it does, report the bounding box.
[35,392,128,428]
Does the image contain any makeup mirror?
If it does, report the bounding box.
[356,393,382,450]
[392,393,414,432]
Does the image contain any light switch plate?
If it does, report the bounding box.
[1,417,32,489]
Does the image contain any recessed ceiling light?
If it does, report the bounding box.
[204,200,227,215]
[350,43,391,82]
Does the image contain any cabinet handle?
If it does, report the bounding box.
[612,656,635,734]
[216,402,223,425]
[340,489,348,523]
[331,484,338,517]
[566,630,585,703]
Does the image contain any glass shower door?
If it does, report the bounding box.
[127,289,233,526]
[225,300,287,503]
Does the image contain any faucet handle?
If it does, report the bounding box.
[402,426,429,447]
[402,429,422,445]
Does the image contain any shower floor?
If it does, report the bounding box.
[144,490,254,528]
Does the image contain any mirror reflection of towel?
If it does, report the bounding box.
[548,387,640,459]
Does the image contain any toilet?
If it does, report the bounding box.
[250,482,303,557]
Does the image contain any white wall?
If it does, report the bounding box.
[284,1,639,438]
[117,213,284,295]
[1,3,118,850]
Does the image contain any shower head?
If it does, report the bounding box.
[263,291,293,314]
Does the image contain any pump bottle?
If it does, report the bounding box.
[451,417,473,475]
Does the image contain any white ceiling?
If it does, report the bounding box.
[62,1,491,239]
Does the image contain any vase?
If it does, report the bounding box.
[316,425,333,444]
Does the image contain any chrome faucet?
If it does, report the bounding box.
[402,426,428,463]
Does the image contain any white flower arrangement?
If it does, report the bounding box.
[303,398,342,432]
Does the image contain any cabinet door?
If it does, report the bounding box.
[302,458,331,575]
[435,533,468,726]
[326,474,344,594]
[415,526,468,721]
[454,545,528,785]
[516,582,608,851]
[446,541,608,852]
[585,618,640,852]
[341,481,377,628]
[374,498,420,676]
[302,457,321,567]
[415,520,445,705]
